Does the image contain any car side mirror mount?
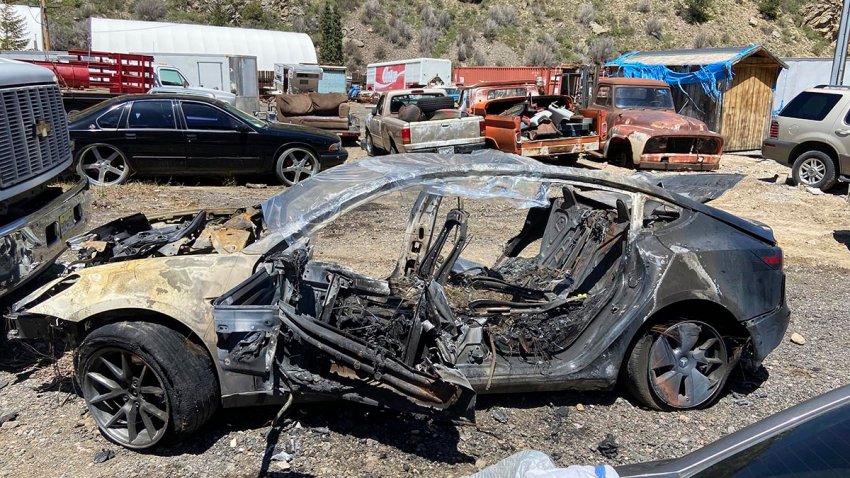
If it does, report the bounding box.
[236,124,251,133]
[371,107,378,116]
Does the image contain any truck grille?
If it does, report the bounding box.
[0,84,71,190]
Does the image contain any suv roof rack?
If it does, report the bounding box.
[814,85,850,90]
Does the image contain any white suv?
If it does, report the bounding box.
[762,85,850,190]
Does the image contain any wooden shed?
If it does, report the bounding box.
[605,46,787,151]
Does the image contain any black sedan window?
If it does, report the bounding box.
[128,101,175,129]
[96,106,123,129]
[694,404,850,477]
[181,103,240,131]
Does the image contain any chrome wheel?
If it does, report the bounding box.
[648,321,728,409]
[276,147,319,186]
[77,144,130,186]
[82,348,169,449]
[798,157,826,185]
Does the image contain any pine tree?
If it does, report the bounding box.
[0,2,28,50]
[319,2,343,65]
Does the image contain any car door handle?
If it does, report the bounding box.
[124,133,136,139]
[186,133,197,141]
[836,129,850,136]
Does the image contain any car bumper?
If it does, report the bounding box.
[761,139,796,165]
[320,149,349,163]
[0,177,89,298]
[744,300,791,363]
[519,137,600,157]
[407,142,487,154]
[637,153,721,171]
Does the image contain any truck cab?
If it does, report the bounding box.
[149,65,237,106]
[0,59,88,298]
[583,78,723,170]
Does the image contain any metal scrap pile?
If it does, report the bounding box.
[501,98,595,141]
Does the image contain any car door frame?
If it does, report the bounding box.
[122,98,188,174]
[176,99,259,174]
[368,94,386,149]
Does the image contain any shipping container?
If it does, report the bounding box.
[366,58,451,92]
[454,65,597,106]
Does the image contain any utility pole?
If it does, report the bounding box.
[830,0,850,85]
[39,0,50,51]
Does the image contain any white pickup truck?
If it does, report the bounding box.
[363,88,485,155]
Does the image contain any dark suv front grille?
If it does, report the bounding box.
[0,84,71,190]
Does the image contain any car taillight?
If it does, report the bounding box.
[769,120,779,139]
[515,130,522,144]
[760,251,783,269]
[401,127,411,145]
[479,120,486,137]
[601,121,608,136]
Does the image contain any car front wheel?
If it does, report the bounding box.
[626,320,731,410]
[275,147,320,186]
[791,151,838,190]
[76,322,219,450]
[76,143,131,186]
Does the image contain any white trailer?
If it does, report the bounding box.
[147,53,260,113]
[366,58,451,92]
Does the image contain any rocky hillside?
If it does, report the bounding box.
[50,0,834,72]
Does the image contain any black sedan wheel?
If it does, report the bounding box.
[77,143,130,186]
[77,322,219,450]
[627,320,730,410]
[276,147,320,186]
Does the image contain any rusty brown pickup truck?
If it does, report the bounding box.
[584,78,723,170]
[473,94,602,163]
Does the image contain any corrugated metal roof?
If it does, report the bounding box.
[89,17,316,71]
[613,46,787,68]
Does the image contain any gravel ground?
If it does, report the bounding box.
[0,146,848,477]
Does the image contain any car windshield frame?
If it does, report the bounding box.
[217,101,266,128]
[247,151,703,255]
[614,86,675,109]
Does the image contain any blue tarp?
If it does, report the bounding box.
[605,45,761,101]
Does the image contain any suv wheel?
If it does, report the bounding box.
[791,151,838,191]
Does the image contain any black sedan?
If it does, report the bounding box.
[68,95,347,186]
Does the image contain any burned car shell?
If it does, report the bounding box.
[11,152,787,414]
[587,78,723,171]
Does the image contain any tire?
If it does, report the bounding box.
[76,143,131,186]
[364,131,383,157]
[75,322,219,450]
[275,146,320,186]
[791,150,838,191]
[416,96,455,113]
[626,320,730,411]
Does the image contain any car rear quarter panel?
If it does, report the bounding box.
[651,210,783,322]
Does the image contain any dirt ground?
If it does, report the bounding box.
[0,146,848,477]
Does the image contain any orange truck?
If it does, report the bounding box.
[469,86,602,163]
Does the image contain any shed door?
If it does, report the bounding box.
[721,65,776,151]
[198,62,225,90]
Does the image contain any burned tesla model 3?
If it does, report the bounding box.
[8,152,789,450]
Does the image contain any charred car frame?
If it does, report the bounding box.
[8,152,788,450]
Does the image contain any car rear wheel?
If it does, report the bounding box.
[76,322,219,450]
[791,151,837,190]
[626,320,730,410]
[77,143,130,186]
[276,147,320,186]
[364,131,383,156]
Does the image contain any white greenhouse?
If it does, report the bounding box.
[89,17,317,71]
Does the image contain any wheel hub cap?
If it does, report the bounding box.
[800,158,826,184]
[82,349,169,448]
[648,321,728,408]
